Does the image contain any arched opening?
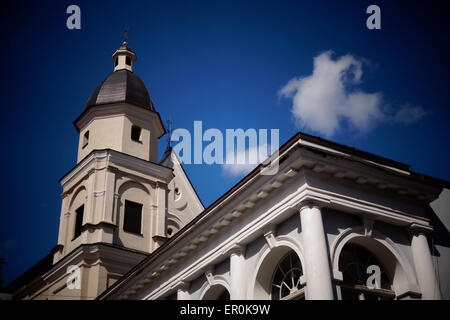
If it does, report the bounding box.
[202,285,230,300]
[338,239,396,300]
[166,218,180,238]
[271,251,305,300]
[254,246,305,300]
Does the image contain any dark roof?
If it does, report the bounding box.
[85,69,155,111]
[5,242,150,297]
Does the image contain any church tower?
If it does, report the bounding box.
[12,37,205,300]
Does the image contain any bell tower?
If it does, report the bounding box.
[50,38,172,299]
[7,34,204,300]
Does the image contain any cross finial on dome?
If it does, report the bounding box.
[124,26,129,42]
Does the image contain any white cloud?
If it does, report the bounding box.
[279,51,425,137]
[222,144,269,176]
[391,104,426,124]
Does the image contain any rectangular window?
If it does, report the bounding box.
[131,125,141,142]
[126,56,132,66]
[82,130,89,148]
[74,205,84,239]
[124,200,142,235]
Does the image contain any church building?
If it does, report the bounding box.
[6,40,450,300]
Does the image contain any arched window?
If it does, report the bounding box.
[166,219,180,238]
[339,243,395,300]
[271,252,305,300]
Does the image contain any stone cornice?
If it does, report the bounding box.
[408,222,433,235]
[74,102,165,138]
[294,147,442,203]
[226,244,246,256]
[60,149,173,188]
[111,183,434,300]
[99,134,443,300]
[42,242,148,284]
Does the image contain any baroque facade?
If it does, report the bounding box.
[6,41,450,300]
[6,40,203,300]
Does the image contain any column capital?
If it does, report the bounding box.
[362,217,374,237]
[204,267,214,285]
[61,192,70,199]
[227,244,246,256]
[295,201,321,212]
[262,224,276,238]
[106,165,119,173]
[408,223,433,235]
[156,181,168,189]
[173,280,190,291]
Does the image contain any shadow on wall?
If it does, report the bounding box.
[427,206,450,257]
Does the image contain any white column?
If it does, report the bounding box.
[229,244,246,300]
[299,203,334,300]
[411,232,441,299]
[177,281,190,300]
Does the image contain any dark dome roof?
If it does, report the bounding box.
[85,70,155,111]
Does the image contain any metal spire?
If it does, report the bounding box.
[124,26,129,42]
[166,119,173,149]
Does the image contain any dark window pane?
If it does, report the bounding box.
[115,58,118,66]
[82,131,89,148]
[131,125,141,142]
[339,243,394,300]
[74,205,84,239]
[217,290,230,300]
[124,200,142,234]
[126,56,131,66]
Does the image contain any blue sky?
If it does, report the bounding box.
[0,0,449,286]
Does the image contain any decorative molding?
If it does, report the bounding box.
[156,181,168,189]
[107,166,119,173]
[295,201,321,212]
[363,218,374,237]
[227,244,246,256]
[60,149,172,188]
[263,225,277,250]
[93,190,106,197]
[81,221,117,233]
[171,280,189,292]
[204,268,214,286]
[408,222,433,235]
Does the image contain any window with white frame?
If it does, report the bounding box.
[271,251,305,300]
